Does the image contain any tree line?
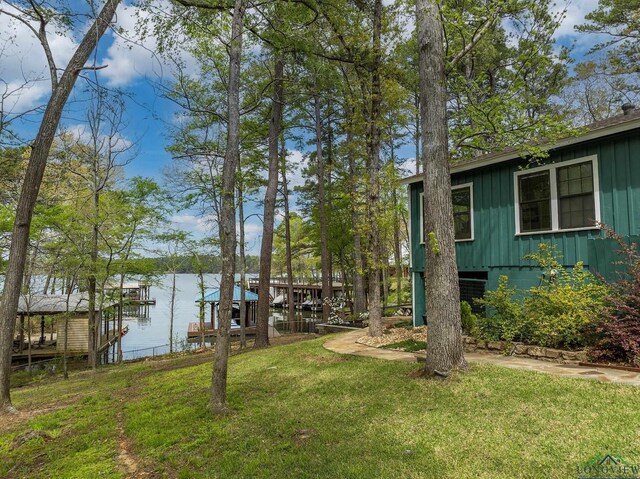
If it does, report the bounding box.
[142,255,262,274]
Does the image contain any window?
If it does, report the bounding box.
[514,155,600,234]
[518,171,551,232]
[557,162,595,229]
[418,183,474,243]
[452,184,473,240]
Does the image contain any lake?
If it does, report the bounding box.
[117,274,320,360]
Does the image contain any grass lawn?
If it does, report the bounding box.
[381,338,427,352]
[1,336,639,478]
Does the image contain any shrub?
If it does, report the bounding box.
[588,227,640,365]
[474,276,531,342]
[475,244,610,349]
[522,245,610,349]
[460,301,478,335]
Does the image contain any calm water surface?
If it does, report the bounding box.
[118,274,319,359]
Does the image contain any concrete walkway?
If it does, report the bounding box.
[323,329,640,386]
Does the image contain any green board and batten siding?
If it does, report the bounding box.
[409,129,640,326]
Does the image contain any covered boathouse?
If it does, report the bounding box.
[188,286,262,339]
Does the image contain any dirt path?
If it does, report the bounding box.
[115,407,148,479]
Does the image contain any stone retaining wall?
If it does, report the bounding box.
[463,336,588,363]
[317,324,363,335]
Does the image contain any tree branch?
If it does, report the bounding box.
[446,14,498,75]
[172,0,232,11]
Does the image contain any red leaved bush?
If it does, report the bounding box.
[588,226,640,366]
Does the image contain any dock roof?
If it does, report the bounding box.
[16,294,99,315]
[197,286,259,303]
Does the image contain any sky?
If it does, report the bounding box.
[0,0,607,254]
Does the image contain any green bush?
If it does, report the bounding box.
[474,244,610,349]
[474,276,532,342]
[460,301,478,335]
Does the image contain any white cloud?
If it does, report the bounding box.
[0,5,79,112]
[552,0,600,40]
[171,213,214,233]
[99,4,164,87]
[0,78,48,115]
[99,2,199,87]
[284,149,306,188]
[242,221,262,243]
[399,157,417,176]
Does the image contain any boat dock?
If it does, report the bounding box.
[247,278,344,310]
[12,325,128,362]
[106,282,156,305]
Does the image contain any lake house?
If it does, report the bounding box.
[404,107,640,326]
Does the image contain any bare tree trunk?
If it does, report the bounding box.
[417,0,466,375]
[43,273,52,294]
[347,126,367,318]
[169,271,176,353]
[367,0,384,337]
[116,271,126,362]
[0,0,122,414]
[237,174,247,348]
[414,92,421,175]
[313,93,332,323]
[26,316,31,373]
[209,0,244,414]
[255,52,284,348]
[392,185,402,303]
[382,261,389,308]
[280,149,296,333]
[88,199,98,369]
[326,114,335,295]
[197,269,206,348]
[63,313,69,379]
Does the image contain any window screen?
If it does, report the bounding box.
[557,161,595,229]
[519,171,551,232]
[452,186,472,240]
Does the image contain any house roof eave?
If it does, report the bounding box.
[401,114,640,185]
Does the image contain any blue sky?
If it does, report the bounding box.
[0,0,607,254]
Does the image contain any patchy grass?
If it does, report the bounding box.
[1,337,640,478]
[382,338,427,352]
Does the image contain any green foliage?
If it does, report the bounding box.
[523,245,611,349]
[460,301,478,335]
[272,212,319,280]
[475,245,611,349]
[577,0,640,73]
[442,0,574,161]
[427,231,440,255]
[588,227,640,365]
[475,276,530,342]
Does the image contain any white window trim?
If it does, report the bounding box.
[418,182,475,244]
[452,182,474,242]
[513,154,601,236]
[419,192,424,244]
[408,184,414,268]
